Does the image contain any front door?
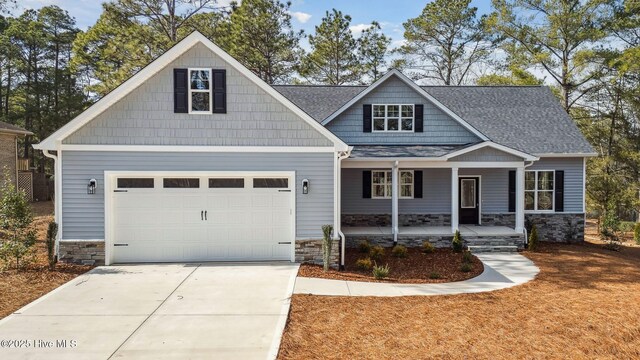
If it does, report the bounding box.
[459,177,480,225]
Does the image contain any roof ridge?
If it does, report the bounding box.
[420,85,544,88]
[272,84,367,88]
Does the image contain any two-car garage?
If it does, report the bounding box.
[106,172,295,264]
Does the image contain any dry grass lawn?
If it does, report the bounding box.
[0,201,92,319]
[279,241,640,359]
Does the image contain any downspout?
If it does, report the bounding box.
[337,148,351,270]
[42,149,59,255]
[522,161,535,246]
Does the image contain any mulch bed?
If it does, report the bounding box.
[298,247,483,283]
[0,201,93,319]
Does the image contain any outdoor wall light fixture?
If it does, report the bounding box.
[87,179,97,195]
[302,179,309,194]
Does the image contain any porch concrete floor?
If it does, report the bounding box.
[342,225,520,236]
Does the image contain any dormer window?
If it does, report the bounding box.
[372,104,414,132]
[189,69,212,114]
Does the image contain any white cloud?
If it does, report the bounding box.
[290,11,311,24]
[349,23,373,37]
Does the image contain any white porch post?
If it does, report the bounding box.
[392,161,399,243]
[515,166,525,233]
[451,167,459,233]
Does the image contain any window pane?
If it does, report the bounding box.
[387,105,399,117]
[525,191,535,210]
[401,105,413,117]
[461,179,476,208]
[400,171,413,184]
[163,178,199,188]
[387,118,399,131]
[191,92,210,112]
[525,171,535,190]
[209,178,244,188]
[117,178,154,188]
[401,184,413,197]
[538,191,553,210]
[385,171,392,182]
[401,118,413,131]
[253,178,288,188]
[373,184,385,197]
[538,171,554,190]
[373,105,385,117]
[372,171,385,184]
[190,70,210,90]
[373,118,385,131]
[385,184,392,197]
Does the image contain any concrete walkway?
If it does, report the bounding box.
[0,263,299,360]
[294,253,538,297]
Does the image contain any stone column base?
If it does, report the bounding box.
[58,241,105,266]
[295,239,339,268]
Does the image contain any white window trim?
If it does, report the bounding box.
[371,170,414,199]
[525,170,555,212]
[371,104,414,133]
[188,68,213,114]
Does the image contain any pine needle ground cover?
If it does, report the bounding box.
[280,240,640,359]
[0,202,92,319]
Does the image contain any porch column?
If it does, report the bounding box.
[451,167,459,233]
[515,166,525,233]
[392,161,399,243]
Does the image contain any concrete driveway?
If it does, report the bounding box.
[0,263,299,360]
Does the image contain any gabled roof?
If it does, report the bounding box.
[0,121,32,136]
[34,31,348,151]
[273,82,596,156]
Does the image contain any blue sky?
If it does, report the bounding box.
[19,0,494,49]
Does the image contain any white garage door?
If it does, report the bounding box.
[110,173,294,263]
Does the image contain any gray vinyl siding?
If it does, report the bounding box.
[450,147,523,162]
[61,151,334,240]
[341,158,584,215]
[326,76,480,145]
[528,157,584,213]
[64,43,332,147]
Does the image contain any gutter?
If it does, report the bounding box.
[337,148,352,270]
[41,150,60,256]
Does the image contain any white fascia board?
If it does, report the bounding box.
[36,31,348,152]
[321,69,489,142]
[444,141,538,162]
[534,152,599,158]
[59,145,336,153]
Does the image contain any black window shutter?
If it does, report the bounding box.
[212,69,226,113]
[363,104,372,133]
[414,170,423,198]
[508,170,516,212]
[174,69,188,113]
[555,170,564,212]
[415,104,424,133]
[362,170,372,198]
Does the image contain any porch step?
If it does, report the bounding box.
[467,245,519,253]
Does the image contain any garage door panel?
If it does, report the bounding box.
[112,174,293,263]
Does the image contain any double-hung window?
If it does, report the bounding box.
[189,68,212,114]
[372,105,414,132]
[525,170,554,211]
[372,170,414,199]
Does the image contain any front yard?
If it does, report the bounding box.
[0,202,91,318]
[279,241,640,359]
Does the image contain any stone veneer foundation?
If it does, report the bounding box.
[342,214,451,227]
[58,241,105,266]
[295,239,339,267]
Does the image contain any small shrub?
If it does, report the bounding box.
[429,271,441,279]
[369,245,385,261]
[321,224,333,272]
[600,212,621,250]
[422,241,435,253]
[358,240,371,253]
[391,244,408,258]
[460,262,473,273]
[619,221,635,232]
[452,230,463,253]
[462,250,473,264]
[355,257,372,270]
[0,172,36,270]
[372,263,390,279]
[46,221,58,271]
[634,223,640,245]
[528,225,539,251]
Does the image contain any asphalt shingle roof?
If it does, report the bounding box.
[0,121,31,135]
[349,145,474,159]
[273,84,594,155]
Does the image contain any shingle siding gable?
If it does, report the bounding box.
[64,43,333,147]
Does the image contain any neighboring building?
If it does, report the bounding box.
[34,32,595,266]
[0,121,32,189]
